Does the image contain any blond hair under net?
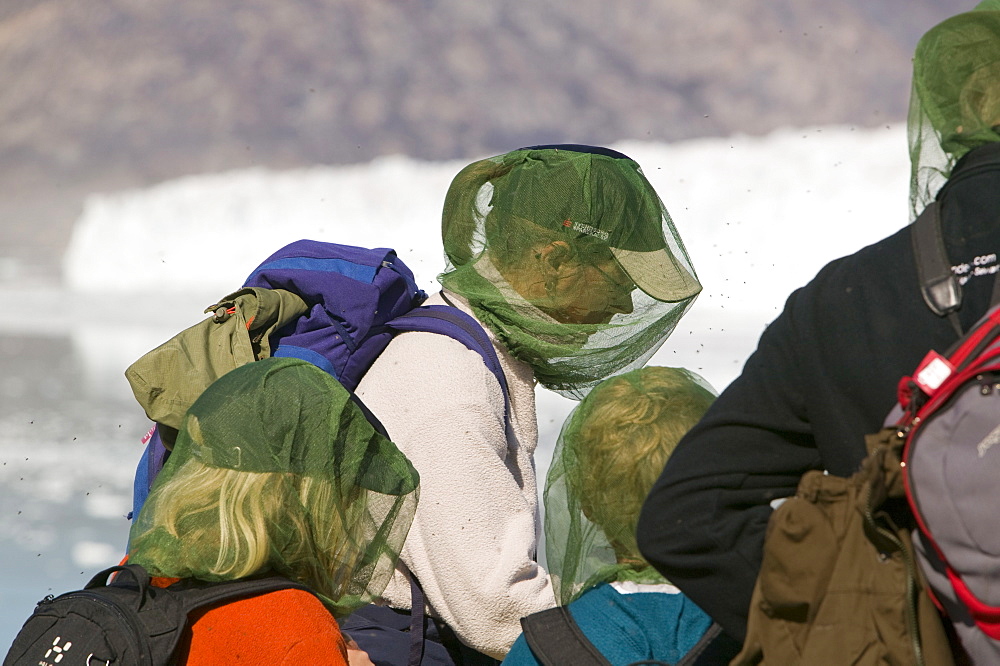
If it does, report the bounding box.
[543,366,716,604]
[129,357,419,617]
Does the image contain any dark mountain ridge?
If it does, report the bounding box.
[0,0,957,278]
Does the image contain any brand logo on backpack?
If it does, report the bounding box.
[41,636,72,664]
[976,422,1000,458]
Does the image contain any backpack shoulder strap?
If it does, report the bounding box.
[386,304,514,445]
[519,607,611,666]
[90,564,324,663]
[911,200,1000,337]
[912,201,964,336]
[387,304,507,393]
[162,574,319,617]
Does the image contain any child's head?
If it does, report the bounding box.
[128,358,419,616]
[571,366,715,559]
[544,366,714,602]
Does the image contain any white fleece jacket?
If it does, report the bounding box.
[355,291,556,659]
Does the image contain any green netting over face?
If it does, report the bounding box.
[908,0,1000,219]
[543,366,715,604]
[128,357,419,617]
[439,146,702,399]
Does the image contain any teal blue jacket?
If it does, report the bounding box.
[502,582,712,666]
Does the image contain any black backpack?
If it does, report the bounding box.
[3,564,319,666]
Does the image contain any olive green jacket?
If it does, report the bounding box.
[734,429,955,666]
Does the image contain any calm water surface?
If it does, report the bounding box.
[1,331,150,651]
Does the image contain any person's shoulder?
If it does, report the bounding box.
[365,299,502,391]
[185,588,345,665]
[566,582,628,616]
[572,581,682,609]
[241,590,346,664]
[259,587,333,618]
[201,587,337,631]
[814,224,913,286]
[572,583,714,660]
[375,293,492,364]
[380,324,484,359]
[367,330,500,400]
[780,223,915,321]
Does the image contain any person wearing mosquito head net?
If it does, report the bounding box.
[908,0,1000,222]
[637,2,1000,661]
[351,145,701,662]
[439,144,701,399]
[905,4,1000,662]
[128,357,419,666]
[502,367,716,666]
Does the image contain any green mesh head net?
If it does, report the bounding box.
[543,366,715,604]
[128,357,419,617]
[439,145,702,399]
[908,0,1000,219]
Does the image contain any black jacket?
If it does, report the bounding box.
[637,142,1000,642]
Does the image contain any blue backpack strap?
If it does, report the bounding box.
[129,426,171,525]
[386,304,515,447]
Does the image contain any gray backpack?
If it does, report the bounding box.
[896,200,1000,662]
